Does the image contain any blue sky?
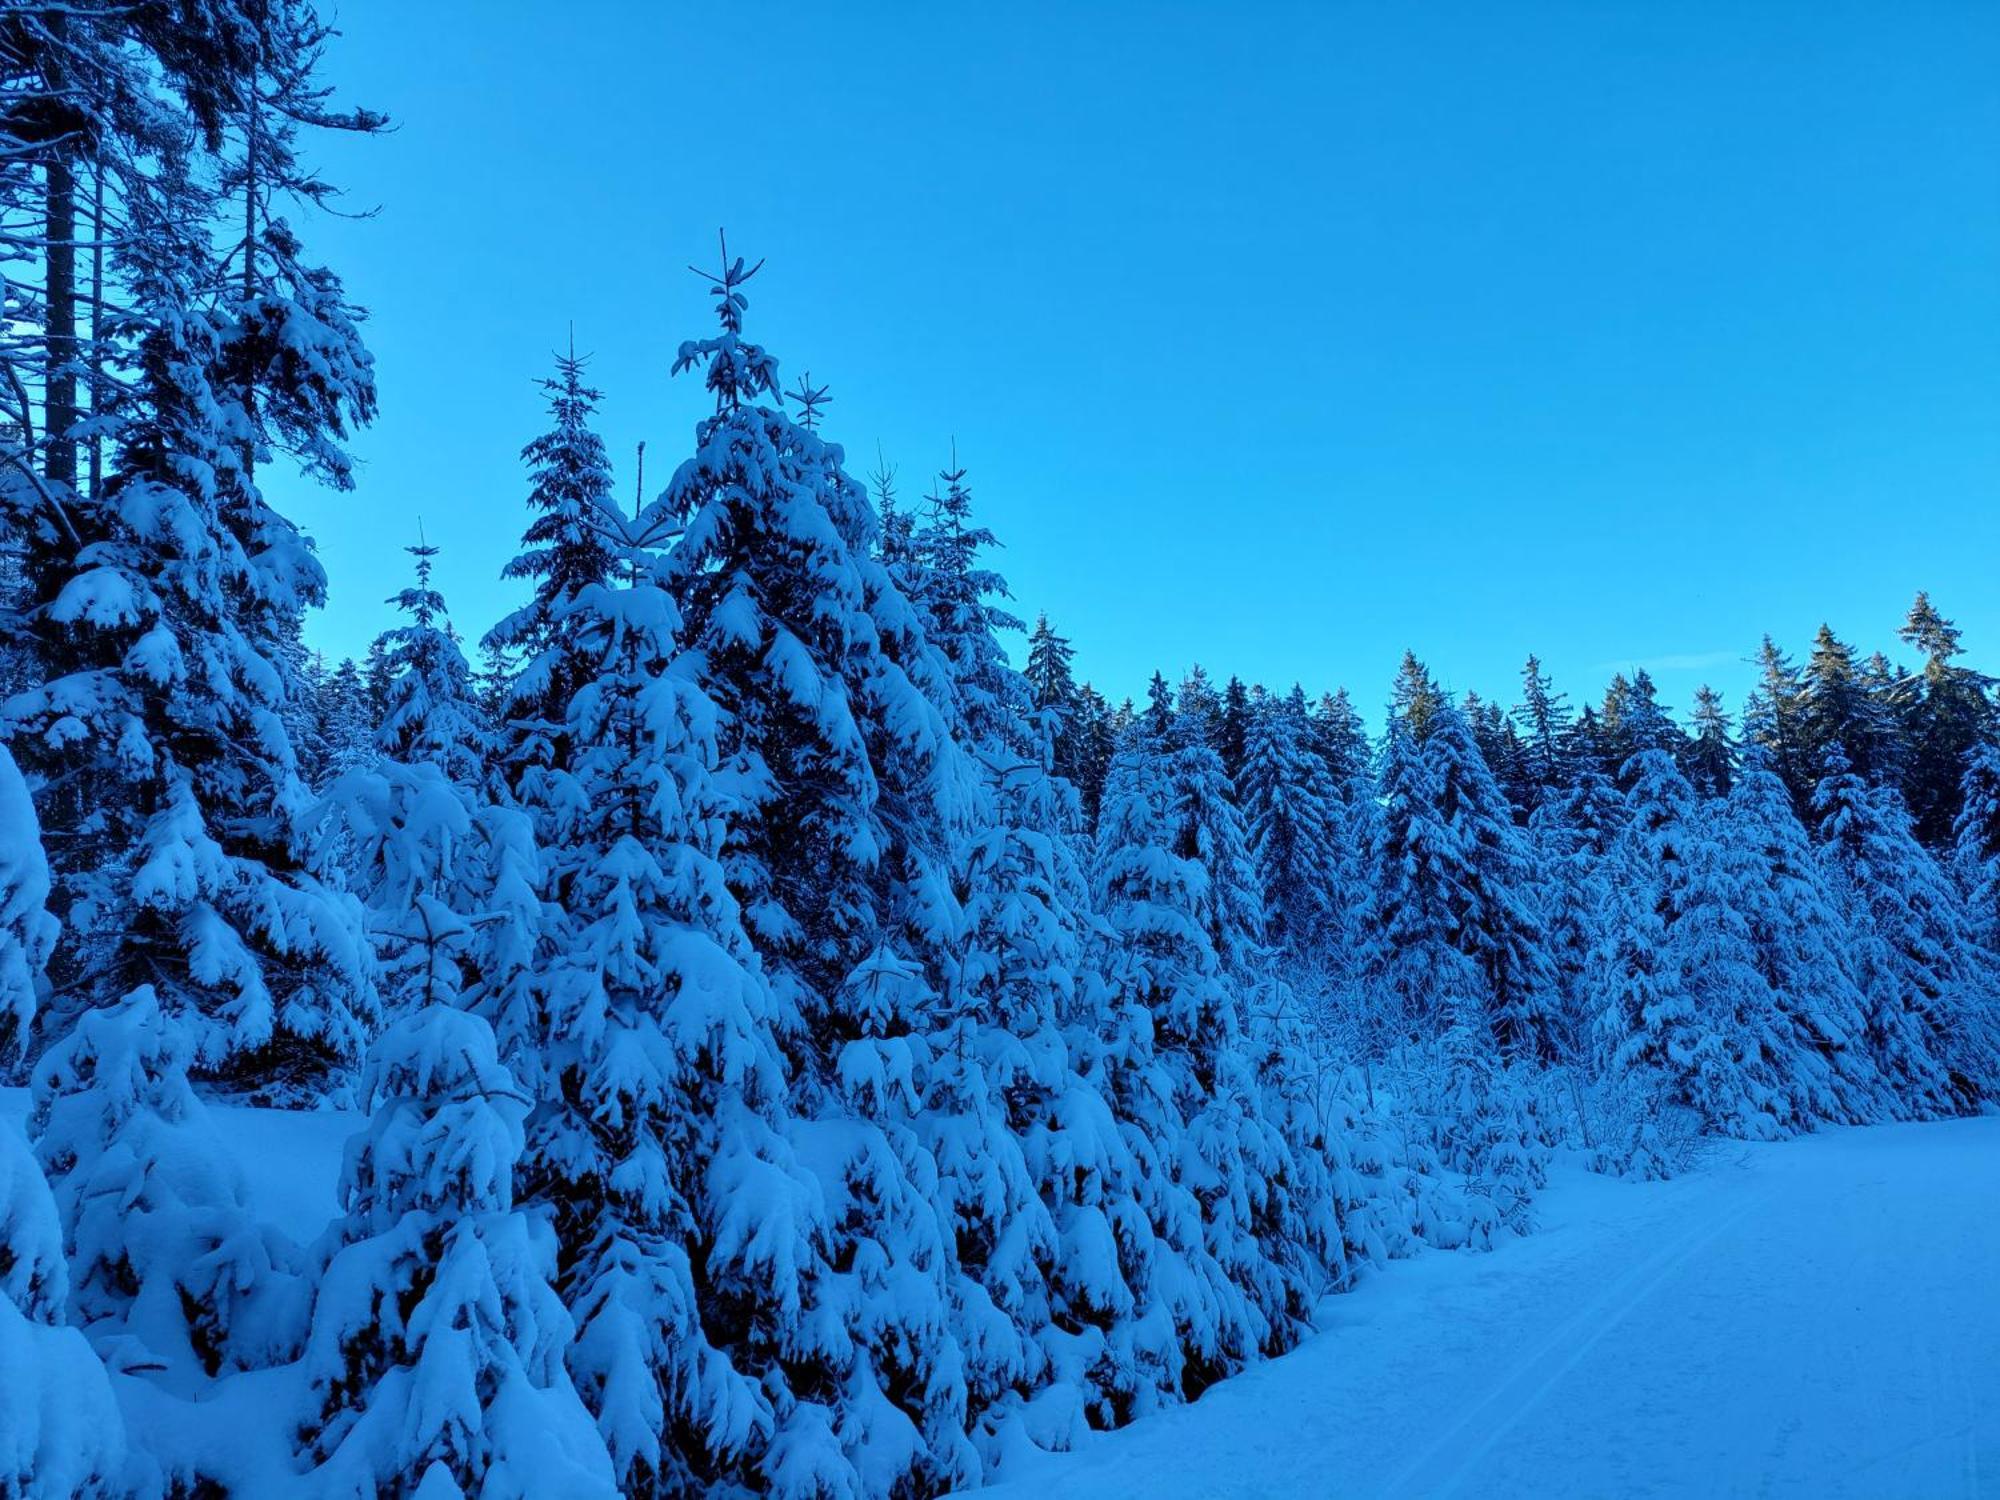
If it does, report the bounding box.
[273,0,2000,723]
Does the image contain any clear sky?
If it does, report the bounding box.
[272,0,2000,724]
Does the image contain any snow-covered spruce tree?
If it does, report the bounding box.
[1899,592,1995,845]
[1089,715,1327,1415]
[1721,756,1886,1126]
[1423,704,1554,1061]
[373,536,490,792]
[0,745,57,1070]
[0,1113,126,1497]
[1299,687,1378,1002]
[1952,739,2000,952]
[1799,625,1902,789]
[1308,688,1370,791]
[1088,734,1253,1412]
[1511,654,1571,814]
[481,344,620,772]
[1174,665,1223,749]
[32,986,308,1378]
[1680,684,1736,799]
[1425,1004,1547,1241]
[0,744,125,1494]
[1162,682,1265,979]
[936,753,1095,1462]
[315,537,539,1048]
[504,549,830,1497]
[910,456,1030,758]
[300,1006,615,1498]
[1613,676,1663,764]
[1367,666,1552,1061]
[656,240,968,1012]
[1239,687,1341,963]
[1067,684,1127,826]
[878,456,1091,1462]
[648,241,986,1495]
[311,657,382,784]
[1742,637,1814,816]
[1024,613,1088,793]
[1022,614,1073,706]
[1366,700,1478,1048]
[1374,696,1554,1235]
[1672,795,1790,1140]
[1528,755,1622,1066]
[1813,756,1999,1115]
[3,5,381,1093]
[1590,751,1745,1150]
[1464,692,1532,821]
[1217,677,1252,789]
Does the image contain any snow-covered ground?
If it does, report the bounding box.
[976,1118,2000,1500]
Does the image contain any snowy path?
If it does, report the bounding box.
[977,1119,2000,1500]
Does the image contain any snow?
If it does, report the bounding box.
[7,1088,356,1248]
[971,1118,2000,1500]
[203,1101,358,1244]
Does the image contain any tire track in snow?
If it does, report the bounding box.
[1377,1181,1759,1500]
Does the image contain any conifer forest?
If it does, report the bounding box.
[0,5,1995,1498]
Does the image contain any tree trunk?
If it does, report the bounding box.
[87,161,104,496]
[43,15,77,491]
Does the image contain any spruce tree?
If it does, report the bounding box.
[0,1112,125,1496]
[1529,756,1622,1065]
[1722,756,1885,1126]
[1600,669,1681,773]
[1240,688,1341,961]
[0,744,123,1491]
[482,345,620,751]
[2,4,382,1091]
[1800,624,1901,787]
[1025,614,1077,716]
[500,531,844,1496]
[1369,669,1552,1061]
[1952,740,2000,951]
[1167,708,1265,978]
[373,536,489,791]
[656,240,965,1018]
[1898,592,1994,845]
[1068,682,1120,825]
[1091,723,1320,1413]
[1025,613,1085,790]
[300,1007,616,1497]
[0,745,56,1068]
[1175,664,1222,747]
[1389,651,1445,742]
[1218,675,1252,786]
[653,239,979,1494]
[1367,698,1478,1046]
[1427,705,1555,1061]
[1309,688,1371,791]
[1512,653,1571,810]
[1465,691,1531,820]
[314,657,379,780]
[1680,684,1736,798]
[911,456,1029,757]
[1814,759,1998,1115]
[33,987,307,1377]
[1591,751,1745,1134]
[1742,636,1811,814]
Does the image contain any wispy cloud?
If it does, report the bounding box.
[1592,649,1745,675]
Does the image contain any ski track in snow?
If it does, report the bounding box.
[973,1118,2000,1500]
